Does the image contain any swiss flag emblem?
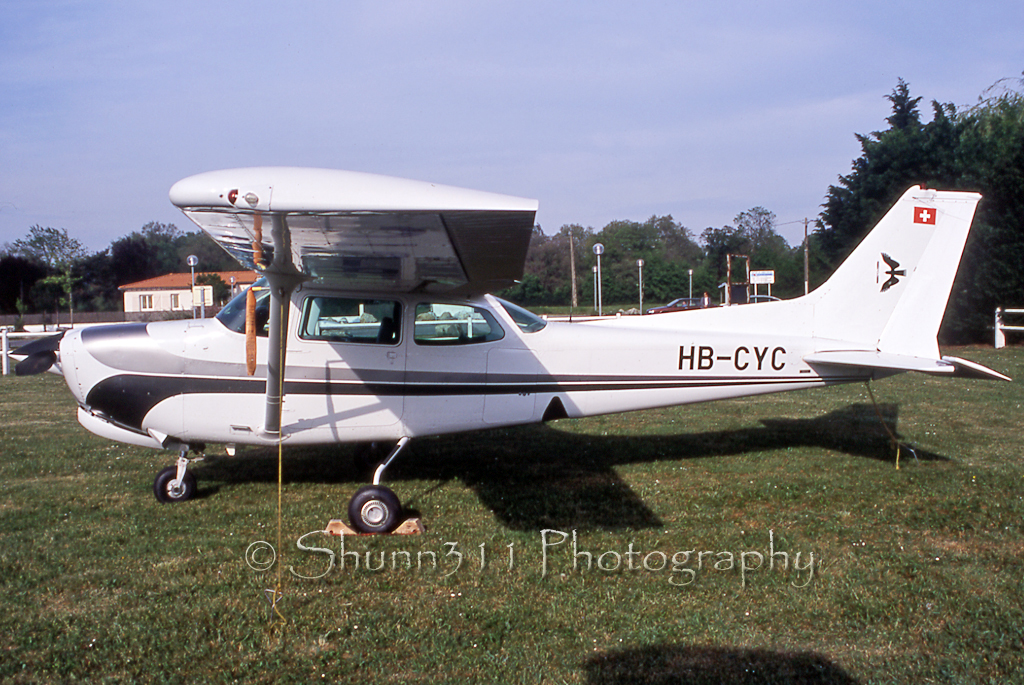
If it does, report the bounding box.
[914,207,936,224]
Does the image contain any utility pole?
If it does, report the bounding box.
[803,218,810,296]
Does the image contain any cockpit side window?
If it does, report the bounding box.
[495,297,547,333]
[299,296,401,345]
[413,303,504,345]
[216,278,271,337]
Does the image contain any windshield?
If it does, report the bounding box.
[216,277,271,336]
[495,297,547,333]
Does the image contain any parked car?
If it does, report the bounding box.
[645,297,711,315]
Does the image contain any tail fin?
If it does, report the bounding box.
[807,186,981,359]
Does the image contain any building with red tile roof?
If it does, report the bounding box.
[119,271,258,313]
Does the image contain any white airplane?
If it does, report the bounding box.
[13,168,1009,533]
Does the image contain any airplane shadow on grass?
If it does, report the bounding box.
[583,642,859,684]
[194,402,946,532]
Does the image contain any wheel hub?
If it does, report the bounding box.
[360,500,388,526]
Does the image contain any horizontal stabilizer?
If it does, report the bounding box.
[804,351,1010,381]
[941,356,1012,382]
[805,350,954,374]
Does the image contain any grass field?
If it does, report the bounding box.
[1,346,1022,683]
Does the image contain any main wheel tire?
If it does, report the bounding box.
[348,485,402,534]
[153,466,197,503]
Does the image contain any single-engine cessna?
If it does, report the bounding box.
[13,168,1010,533]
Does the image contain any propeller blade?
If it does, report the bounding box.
[16,350,57,376]
[15,332,65,357]
[246,213,263,377]
[252,213,263,264]
[245,288,257,376]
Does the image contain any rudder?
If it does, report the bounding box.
[807,186,981,357]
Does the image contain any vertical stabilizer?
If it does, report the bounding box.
[808,186,981,357]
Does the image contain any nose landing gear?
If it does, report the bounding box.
[153,448,204,503]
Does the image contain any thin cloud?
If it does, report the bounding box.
[1,1,1020,252]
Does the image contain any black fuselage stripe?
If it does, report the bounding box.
[103,373,849,396]
[85,372,867,431]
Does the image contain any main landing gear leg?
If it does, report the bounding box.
[348,437,410,534]
[153,448,202,504]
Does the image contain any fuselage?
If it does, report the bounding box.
[57,284,869,451]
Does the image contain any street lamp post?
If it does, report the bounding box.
[688,268,694,300]
[187,255,199,319]
[637,259,644,312]
[593,243,604,316]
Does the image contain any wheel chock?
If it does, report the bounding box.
[325,517,424,536]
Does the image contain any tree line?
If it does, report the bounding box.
[2,209,814,322]
[0,222,238,321]
[3,73,1022,342]
[497,207,819,310]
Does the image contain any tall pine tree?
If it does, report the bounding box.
[817,76,1024,343]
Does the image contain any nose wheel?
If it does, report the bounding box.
[153,466,197,503]
[153,449,202,503]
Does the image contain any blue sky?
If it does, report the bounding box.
[2,1,1021,253]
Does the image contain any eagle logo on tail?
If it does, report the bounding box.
[880,253,906,292]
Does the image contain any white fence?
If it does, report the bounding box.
[1,328,43,376]
[995,307,1024,349]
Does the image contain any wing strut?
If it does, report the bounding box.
[261,214,307,437]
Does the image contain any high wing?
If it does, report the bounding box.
[169,167,538,294]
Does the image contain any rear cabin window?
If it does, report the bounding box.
[299,296,401,345]
[414,303,504,345]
